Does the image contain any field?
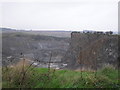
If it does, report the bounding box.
[2,61,120,88]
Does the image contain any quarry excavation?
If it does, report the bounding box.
[2,28,120,88]
[2,29,119,70]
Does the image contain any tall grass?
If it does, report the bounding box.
[2,60,119,88]
[2,58,55,88]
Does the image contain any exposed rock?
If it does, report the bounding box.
[62,32,119,70]
[2,32,70,66]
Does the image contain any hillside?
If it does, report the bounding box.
[2,30,120,70]
[2,31,70,69]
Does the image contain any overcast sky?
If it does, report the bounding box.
[0,0,119,31]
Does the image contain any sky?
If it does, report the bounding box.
[0,0,119,32]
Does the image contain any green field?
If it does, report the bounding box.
[2,64,120,88]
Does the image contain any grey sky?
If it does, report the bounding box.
[0,0,119,31]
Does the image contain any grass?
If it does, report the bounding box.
[2,64,120,88]
[2,59,120,88]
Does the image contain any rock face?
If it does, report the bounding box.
[2,32,70,67]
[2,30,120,70]
[62,32,119,70]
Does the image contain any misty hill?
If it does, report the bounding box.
[1,28,71,38]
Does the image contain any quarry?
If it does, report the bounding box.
[2,28,119,70]
[62,31,119,70]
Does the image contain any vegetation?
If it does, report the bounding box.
[2,60,120,88]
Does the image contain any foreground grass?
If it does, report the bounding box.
[2,65,120,88]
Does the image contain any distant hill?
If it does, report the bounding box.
[1,27,72,37]
[1,27,118,37]
[0,27,17,31]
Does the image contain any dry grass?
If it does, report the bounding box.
[2,58,35,88]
